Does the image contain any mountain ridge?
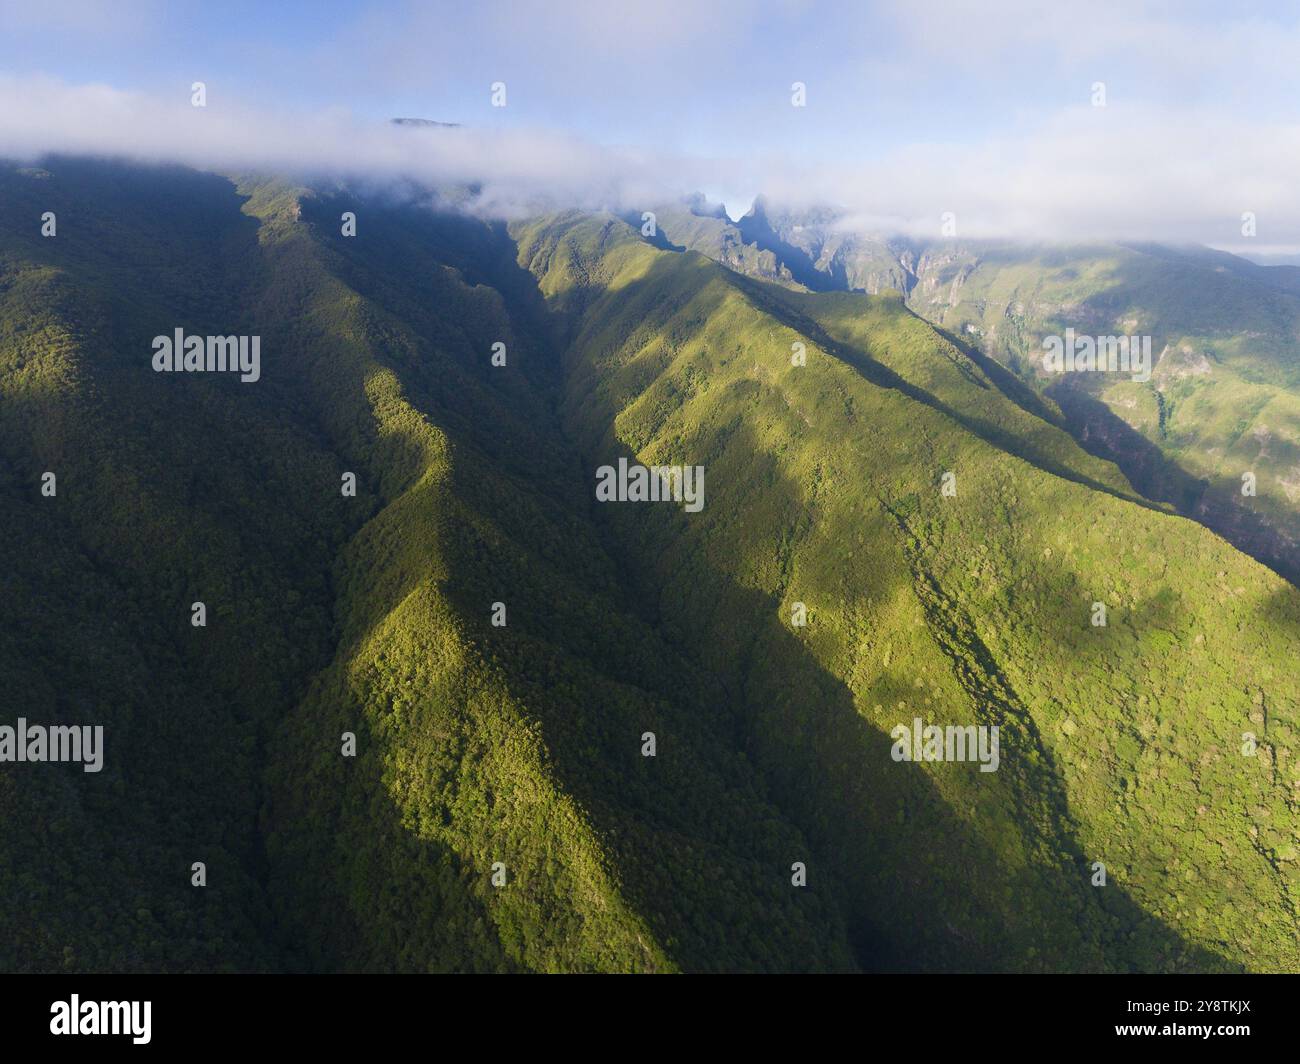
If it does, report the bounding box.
[1,157,1297,973]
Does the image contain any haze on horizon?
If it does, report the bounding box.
[2,0,1299,250]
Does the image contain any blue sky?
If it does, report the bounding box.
[3,1,1300,245]
[5,0,1290,154]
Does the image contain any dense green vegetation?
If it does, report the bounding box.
[654,200,1300,586]
[1,159,1297,972]
[516,212,1300,971]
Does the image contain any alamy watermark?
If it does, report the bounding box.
[1,719,103,772]
[1042,328,1151,383]
[595,457,704,512]
[50,996,150,1044]
[890,717,1000,772]
[152,329,261,383]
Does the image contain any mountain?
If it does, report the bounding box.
[390,118,462,129]
[652,199,1300,587]
[1,157,1297,973]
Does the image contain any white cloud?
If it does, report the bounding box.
[4,72,1300,245]
[0,74,720,217]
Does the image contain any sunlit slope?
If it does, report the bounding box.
[0,161,856,973]
[658,203,1300,585]
[253,183,858,972]
[3,158,1296,974]
[906,242,1300,582]
[515,212,1300,972]
[727,283,1142,503]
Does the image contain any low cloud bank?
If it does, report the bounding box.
[4,74,1299,247]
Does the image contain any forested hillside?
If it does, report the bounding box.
[652,200,1300,587]
[1,159,1297,972]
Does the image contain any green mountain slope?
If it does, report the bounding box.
[897,238,1300,586]
[0,160,854,972]
[0,160,342,971]
[515,211,1300,971]
[654,201,1300,587]
[254,182,856,972]
[1,159,1297,973]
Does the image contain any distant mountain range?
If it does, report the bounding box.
[390,117,462,128]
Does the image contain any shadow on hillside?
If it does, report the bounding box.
[422,242,1237,971]
[264,687,519,973]
[718,267,1158,512]
[617,211,686,254]
[921,316,1063,426]
[1048,381,1300,586]
[300,191,567,380]
[1048,380,1207,513]
[736,208,845,292]
[1261,587,1300,639]
[261,208,1246,973]
[0,161,378,971]
[575,428,1233,972]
